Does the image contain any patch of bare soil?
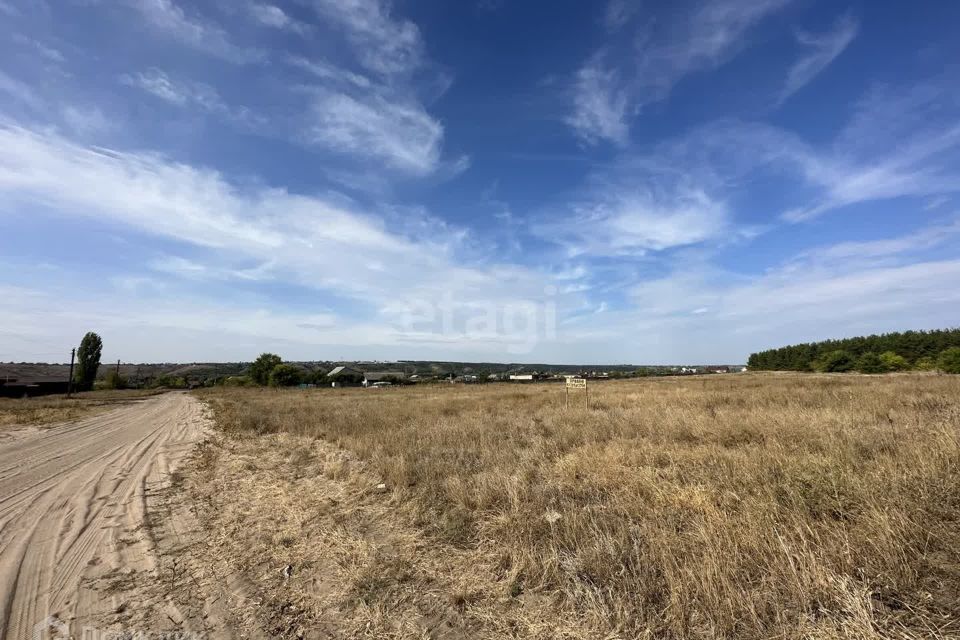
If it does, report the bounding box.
[0,393,218,639]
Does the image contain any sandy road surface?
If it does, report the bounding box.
[0,392,207,639]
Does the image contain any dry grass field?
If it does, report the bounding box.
[190,374,960,639]
[0,388,166,428]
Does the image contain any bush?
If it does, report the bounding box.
[106,370,128,389]
[269,364,303,387]
[879,351,908,371]
[151,375,187,389]
[938,347,960,374]
[915,356,937,371]
[855,352,886,374]
[813,350,855,373]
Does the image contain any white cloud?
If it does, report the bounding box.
[567,0,794,143]
[641,0,793,93]
[287,56,372,89]
[12,34,65,64]
[129,0,262,63]
[121,69,222,109]
[796,218,960,264]
[0,69,43,110]
[281,2,452,176]
[61,106,113,136]
[556,187,728,255]
[308,0,424,76]
[603,0,635,31]
[0,123,573,331]
[305,89,444,175]
[120,69,264,129]
[778,13,858,104]
[567,57,630,146]
[248,3,310,35]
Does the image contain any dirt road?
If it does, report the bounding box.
[0,393,207,639]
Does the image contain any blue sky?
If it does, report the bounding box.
[2,0,960,364]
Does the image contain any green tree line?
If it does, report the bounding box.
[747,329,960,373]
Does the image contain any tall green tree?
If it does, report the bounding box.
[248,353,283,386]
[268,364,303,387]
[75,332,103,391]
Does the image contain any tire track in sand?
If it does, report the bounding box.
[0,392,207,639]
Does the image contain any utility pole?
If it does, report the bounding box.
[67,348,75,398]
[115,359,121,377]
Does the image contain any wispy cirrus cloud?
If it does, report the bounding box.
[0,69,43,109]
[308,0,424,77]
[304,89,444,175]
[566,56,630,146]
[248,3,310,35]
[778,13,859,104]
[283,0,453,175]
[121,68,222,109]
[287,56,372,90]
[635,0,794,97]
[128,0,263,63]
[569,0,794,144]
[546,72,960,259]
[0,123,561,311]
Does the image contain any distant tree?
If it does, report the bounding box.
[248,353,283,386]
[268,364,303,387]
[855,352,886,374]
[813,350,855,373]
[105,370,127,389]
[938,347,960,374]
[749,328,960,371]
[151,375,187,389]
[915,356,937,371]
[879,351,908,372]
[75,332,103,391]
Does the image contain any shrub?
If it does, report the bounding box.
[879,351,908,371]
[915,356,937,371]
[855,352,886,374]
[938,347,960,374]
[813,350,855,373]
[106,370,128,389]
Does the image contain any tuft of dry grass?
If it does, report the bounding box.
[0,388,166,428]
[194,374,960,639]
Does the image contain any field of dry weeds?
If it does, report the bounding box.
[192,374,960,639]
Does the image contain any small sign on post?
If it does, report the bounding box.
[565,377,588,409]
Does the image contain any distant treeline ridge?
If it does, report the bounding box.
[748,328,960,371]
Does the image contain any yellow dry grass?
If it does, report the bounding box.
[194,373,960,639]
[0,388,166,428]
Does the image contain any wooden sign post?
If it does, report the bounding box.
[565,377,588,409]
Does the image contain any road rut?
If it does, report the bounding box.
[0,392,207,639]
